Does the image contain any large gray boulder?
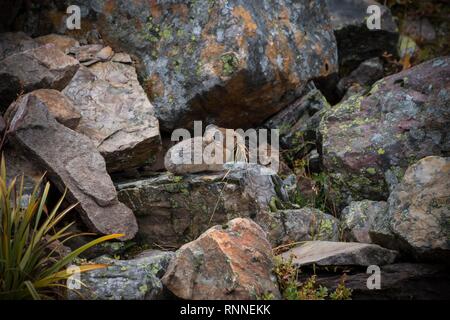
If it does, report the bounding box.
[21,0,338,131]
[0,44,79,112]
[256,208,340,246]
[4,144,45,207]
[320,57,450,208]
[340,200,388,244]
[68,251,174,300]
[63,60,161,172]
[5,91,138,240]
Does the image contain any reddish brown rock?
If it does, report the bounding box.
[162,218,281,300]
[0,44,79,112]
[30,89,81,130]
[5,91,138,240]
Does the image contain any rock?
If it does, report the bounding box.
[96,46,114,60]
[4,144,45,206]
[68,253,173,300]
[320,57,450,208]
[0,44,79,112]
[263,83,330,160]
[0,31,38,60]
[28,89,81,130]
[374,156,450,262]
[279,241,398,267]
[63,63,161,172]
[62,0,337,131]
[112,52,133,64]
[5,91,138,240]
[340,200,387,244]
[256,208,339,246]
[0,1,23,32]
[67,44,105,66]
[133,249,175,278]
[162,218,281,300]
[116,164,286,247]
[34,34,80,53]
[337,57,384,99]
[403,18,437,45]
[311,263,450,300]
[325,0,398,74]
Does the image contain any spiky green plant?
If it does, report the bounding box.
[0,156,123,299]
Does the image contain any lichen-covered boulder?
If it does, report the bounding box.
[256,208,339,246]
[263,83,331,161]
[116,164,287,247]
[32,0,337,131]
[340,200,387,244]
[337,57,384,99]
[4,144,45,206]
[320,57,450,208]
[63,61,161,173]
[68,251,174,300]
[0,44,79,112]
[162,218,281,300]
[372,156,450,262]
[325,0,398,74]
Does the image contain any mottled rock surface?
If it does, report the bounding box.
[44,0,338,131]
[372,156,450,262]
[263,83,330,160]
[5,91,138,240]
[0,44,79,111]
[68,252,174,300]
[320,57,450,207]
[340,200,387,244]
[35,34,80,54]
[280,241,398,267]
[325,0,398,74]
[256,208,339,246]
[0,31,38,60]
[116,164,286,247]
[63,62,161,172]
[162,218,281,300]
